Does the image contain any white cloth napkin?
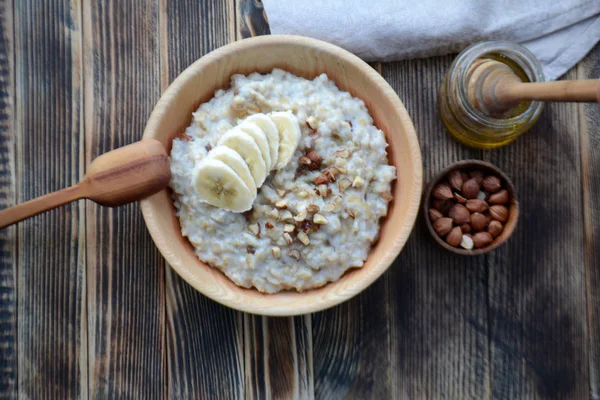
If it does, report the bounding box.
[262,0,600,80]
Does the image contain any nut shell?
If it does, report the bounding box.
[488,220,504,238]
[472,232,493,248]
[461,178,480,199]
[483,176,502,193]
[489,189,509,205]
[449,204,470,225]
[489,205,509,222]
[448,170,463,191]
[433,183,454,200]
[433,217,453,237]
[446,226,463,247]
[470,212,487,232]
[465,199,488,213]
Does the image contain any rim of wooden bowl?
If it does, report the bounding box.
[140,35,423,315]
[422,160,519,255]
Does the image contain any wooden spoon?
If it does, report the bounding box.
[467,58,600,116]
[0,139,171,229]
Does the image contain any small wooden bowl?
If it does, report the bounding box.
[423,160,519,255]
[140,35,423,316]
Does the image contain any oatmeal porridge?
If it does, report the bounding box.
[169,69,396,293]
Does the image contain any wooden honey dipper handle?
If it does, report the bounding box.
[0,139,171,229]
[494,78,600,104]
[468,58,600,115]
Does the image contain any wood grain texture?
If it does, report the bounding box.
[485,67,588,399]
[160,1,245,398]
[14,0,86,398]
[579,45,600,400]
[382,57,491,399]
[0,0,15,397]
[83,1,166,398]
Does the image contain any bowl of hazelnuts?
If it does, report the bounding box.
[423,160,519,255]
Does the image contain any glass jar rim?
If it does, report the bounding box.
[450,41,545,129]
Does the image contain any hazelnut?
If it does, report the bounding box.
[448,170,463,191]
[460,234,474,250]
[433,199,454,215]
[489,189,509,205]
[489,205,509,222]
[453,191,467,204]
[469,170,484,184]
[449,204,470,224]
[446,226,463,247]
[470,212,487,232]
[482,176,502,193]
[461,172,469,183]
[461,178,480,199]
[433,217,453,236]
[488,220,504,238]
[472,232,493,248]
[433,183,454,200]
[460,223,472,233]
[465,199,488,213]
[429,208,443,222]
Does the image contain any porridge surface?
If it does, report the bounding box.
[169,69,396,293]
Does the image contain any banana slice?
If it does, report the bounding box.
[206,146,257,197]
[243,114,279,169]
[269,111,301,170]
[237,121,272,170]
[192,158,254,212]
[218,128,268,187]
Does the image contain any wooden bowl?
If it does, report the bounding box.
[423,160,519,255]
[140,35,422,316]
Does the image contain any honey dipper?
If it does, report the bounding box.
[0,139,171,229]
[467,58,600,116]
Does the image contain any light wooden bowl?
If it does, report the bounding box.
[141,35,422,316]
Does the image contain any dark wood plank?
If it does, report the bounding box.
[485,67,588,399]
[160,1,246,398]
[0,0,15,397]
[235,2,314,399]
[579,44,600,400]
[83,1,166,398]
[14,0,86,397]
[382,57,491,399]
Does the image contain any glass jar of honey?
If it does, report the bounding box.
[438,41,545,149]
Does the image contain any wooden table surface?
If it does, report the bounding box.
[0,0,599,399]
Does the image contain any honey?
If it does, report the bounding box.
[438,41,545,149]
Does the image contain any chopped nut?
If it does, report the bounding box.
[346,208,357,219]
[314,174,329,185]
[293,210,308,222]
[268,208,279,219]
[297,231,310,245]
[265,221,275,230]
[336,166,348,174]
[332,195,343,206]
[338,178,352,192]
[279,210,293,222]
[352,176,365,188]
[283,232,294,245]
[306,204,320,213]
[271,247,281,259]
[288,249,302,260]
[314,167,338,185]
[283,224,295,233]
[306,116,317,130]
[275,199,288,209]
[313,214,328,224]
[299,156,312,166]
[297,190,310,198]
[306,150,322,168]
[276,189,286,197]
[382,192,393,201]
[335,148,350,158]
[323,203,335,212]
[301,220,312,232]
[248,223,261,237]
[318,184,328,197]
[246,246,256,254]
